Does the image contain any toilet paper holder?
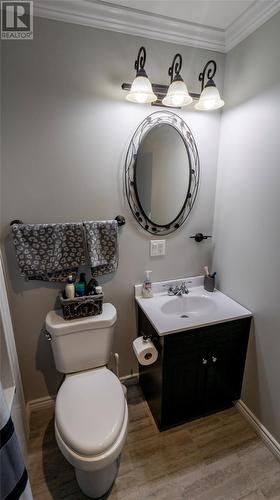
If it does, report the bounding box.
[143,334,151,341]
[141,332,152,341]
[141,334,156,362]
[133,333,158,366]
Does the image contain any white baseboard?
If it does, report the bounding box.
[235,400,280,461]
[26,395,55,423]
[120,373,139,386]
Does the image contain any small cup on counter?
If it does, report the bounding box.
[204,275,215,292]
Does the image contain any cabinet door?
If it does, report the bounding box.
[204,330,249,414]
[161,346,207,427]
[161,319,250,427]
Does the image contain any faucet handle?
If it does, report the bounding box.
[181,281,189,294]
[162,283,174,292]
[163,282,189,296]
[162,283,175,295]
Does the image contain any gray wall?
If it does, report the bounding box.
[1,18,224,402]
[213,12,280,442]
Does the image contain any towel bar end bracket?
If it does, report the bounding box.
[115,215,125,227]
[10,220,23,226]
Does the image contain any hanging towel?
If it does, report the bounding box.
[0,382,33,500]
[11,223,87,282]
[83,220,118,277]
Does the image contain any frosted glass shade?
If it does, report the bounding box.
[162,80,193,107]
[195,84,224,111]
[126,76,157,104]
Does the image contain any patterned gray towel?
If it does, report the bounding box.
[12,223,87,282]
[84,220,118,277]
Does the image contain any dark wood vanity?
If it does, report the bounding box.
[137,306,251,431]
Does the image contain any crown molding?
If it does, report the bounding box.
[225,0,280,52]
[34,0,225,53]
[34,0,280,54]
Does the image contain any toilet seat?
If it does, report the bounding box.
[55,367,126,458]
[55,404,128,472]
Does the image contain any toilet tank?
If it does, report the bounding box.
[45,304,117,374]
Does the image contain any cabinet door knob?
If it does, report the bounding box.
[202,358,208,365]
[212,356,218,363]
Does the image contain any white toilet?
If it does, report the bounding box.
[45,303,128,499]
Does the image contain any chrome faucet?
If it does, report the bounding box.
[167,282,189,296]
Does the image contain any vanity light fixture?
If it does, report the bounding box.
[125,46,157,104]
[122,48,224,111]
[195,60,224,111]
[162,54,192,108]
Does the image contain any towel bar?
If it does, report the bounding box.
[10,216,126,227]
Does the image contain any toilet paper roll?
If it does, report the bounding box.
[133,336,158,366]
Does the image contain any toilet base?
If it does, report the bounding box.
[75,456,120,498]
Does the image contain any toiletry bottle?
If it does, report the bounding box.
[65,274,75,299]
[142,270,153,298]
[95,285,103,295]
[87,278,98,296]
[75,273,87,297]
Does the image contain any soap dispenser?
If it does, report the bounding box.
[142,270,153,298]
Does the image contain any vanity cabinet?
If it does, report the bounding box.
[137,307,251,430]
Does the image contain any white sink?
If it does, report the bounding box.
[135,276,252,336]
[161,295,216,316]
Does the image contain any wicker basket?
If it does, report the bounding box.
[59,293,104,320]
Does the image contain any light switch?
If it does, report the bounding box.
[150,240,166,257]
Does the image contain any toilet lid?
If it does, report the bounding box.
[55,367,126,457]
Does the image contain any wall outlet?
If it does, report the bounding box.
[150,240,166,257]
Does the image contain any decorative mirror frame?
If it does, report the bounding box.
[125,111,200,235]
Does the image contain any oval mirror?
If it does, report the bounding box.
[125,111,200,235]
[135,124,190,226]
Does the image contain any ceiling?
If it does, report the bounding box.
[35,0,280,52]
[103,0,255,31]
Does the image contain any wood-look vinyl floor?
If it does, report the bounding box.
[28,385,280,499]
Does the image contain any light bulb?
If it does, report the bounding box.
[162,79,193,108]
[126,75,157,104]
[134,93,149,104]
[195,80,224,111]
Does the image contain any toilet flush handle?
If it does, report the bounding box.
[44,330,52,341]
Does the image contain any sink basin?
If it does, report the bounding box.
[161,295,216,316]
[135,275,252,336]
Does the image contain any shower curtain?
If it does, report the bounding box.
[0,382,32,499]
